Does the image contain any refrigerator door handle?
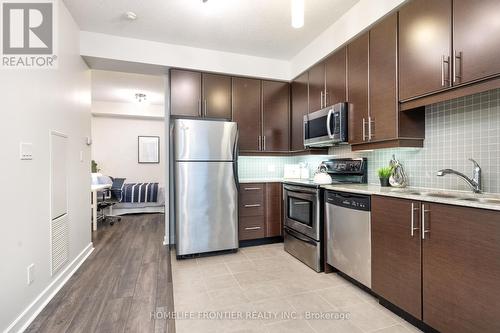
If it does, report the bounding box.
[233,129,240,191]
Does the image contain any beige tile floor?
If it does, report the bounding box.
[171,243,422,333]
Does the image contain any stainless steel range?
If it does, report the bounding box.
[282,158,367,272]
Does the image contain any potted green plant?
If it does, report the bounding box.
[91,160,100,173]
[377,166,393,187]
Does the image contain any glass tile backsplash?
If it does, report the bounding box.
[238,88,500,193]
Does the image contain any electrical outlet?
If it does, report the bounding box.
[20,142,33,160]
[27,264,35,285]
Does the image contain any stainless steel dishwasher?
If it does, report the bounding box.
[325,190,371,288]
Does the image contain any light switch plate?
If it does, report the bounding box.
[20,142,33,160]
[27,264,35,285]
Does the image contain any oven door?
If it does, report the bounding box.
[283,185,320,241]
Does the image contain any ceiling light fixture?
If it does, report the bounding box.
[291,0,304,29]
[135,93,147,103]
[125,11,137,20]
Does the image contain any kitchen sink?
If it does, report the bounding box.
[459,197,500,204]
[425,192,460,199]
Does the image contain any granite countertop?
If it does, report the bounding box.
[238,178,500,211]
[239,178,285,183]
[322,184,500,212]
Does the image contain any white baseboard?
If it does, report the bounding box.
[5,243,94,333]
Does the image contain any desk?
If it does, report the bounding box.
[91,184,111,231]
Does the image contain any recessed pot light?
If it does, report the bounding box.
[125,11,137,20]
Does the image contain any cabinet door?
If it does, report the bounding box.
[291,72,308,151]
[369,13,397,141]
[308,62,325,112]
[232,77,261,151]
[453,0,500,85]
[262,81,290,151]
[347,32,369,145]
[170,69,202,117]
[371,196,422,319]
[325,47,347,107]
[202,73,232,120]
[265,183,282,237]
[422,203,500,333]
[399,0,452,100]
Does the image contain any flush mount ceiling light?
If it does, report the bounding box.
[125,11,137,20]
[291,0,304,29]
[135,93,147,102]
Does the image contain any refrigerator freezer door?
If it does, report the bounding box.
[174,119,237,161]
[175,161,238,255]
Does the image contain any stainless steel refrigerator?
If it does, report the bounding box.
[173,118,239,256]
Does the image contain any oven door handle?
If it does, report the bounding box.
[285,228,317,246]
[283,185,317,194]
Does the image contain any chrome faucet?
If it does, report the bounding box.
[437,159,482,193]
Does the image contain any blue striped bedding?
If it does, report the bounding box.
[121,183,159,203]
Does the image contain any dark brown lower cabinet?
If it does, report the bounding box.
[238,183,282,241]
[422,203,500,333]
[371,196,422,319]
[372,196,500,333]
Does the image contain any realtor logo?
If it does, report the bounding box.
[1,0,57,68]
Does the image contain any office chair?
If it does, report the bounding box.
[97,178,125,226]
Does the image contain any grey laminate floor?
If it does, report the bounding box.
[26,213,174,333]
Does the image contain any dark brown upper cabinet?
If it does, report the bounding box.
[291,72,308,151]
[308,62,326,112]
[170,69,202,117]
[170,69,231,119]
[399,0,452,101]
[372,196,422,320]
[347,32,369,146]
[347,14,425,151]
[232,77,261,151]
[262,80,290,151]
[325,47,347,107]
[202,73,232,119]
[453,0,500,85]
[369,12,398,142]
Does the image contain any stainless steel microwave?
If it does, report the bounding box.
[304,102,348,147]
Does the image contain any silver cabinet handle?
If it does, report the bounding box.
[244,204,261,208]
[362,118,366,141]
[441,55,450,87]
[453,51,462,83]
[421,204,431,240]
[258,135,262,150]
[198,100,202,116]
[293,202,309,205]
[244,187,261,191]
[245,226,261,230]
[320,91,324,109]
[324,90,329,107]
[368,116,374,140]
[204,99,207,116]
[410,202,420,237]
[263,136,266,151]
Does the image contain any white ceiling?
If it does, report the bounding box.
[91,70,165,105]
[64,0,359,60]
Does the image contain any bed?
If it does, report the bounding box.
[112,185,165,216]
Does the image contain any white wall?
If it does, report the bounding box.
[80,31,291,81]
[0,1,92,332]
[91,116,165,185]
[92,100,165,118]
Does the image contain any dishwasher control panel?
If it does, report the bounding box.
[325,191,371,211]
